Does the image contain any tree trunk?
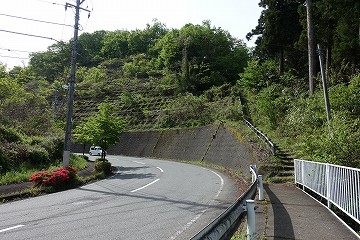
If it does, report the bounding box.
[279,48,284,75]
[307,0,315,94]
[326,45,331,80]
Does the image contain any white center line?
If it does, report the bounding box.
[156,167,164,173]
[0,225,25,233]
[131,178,160,193]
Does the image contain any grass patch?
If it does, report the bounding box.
[70,154,88,170]
[0,154,88,186]
[0,168,39,185]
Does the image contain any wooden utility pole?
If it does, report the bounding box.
[307,0,315,95]
[63,0,90,167]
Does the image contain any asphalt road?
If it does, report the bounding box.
[0,155,238,240]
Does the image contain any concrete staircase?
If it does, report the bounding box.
[267,147,295,183]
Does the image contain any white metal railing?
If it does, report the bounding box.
[244,119,276,155]
[294,159,360,225]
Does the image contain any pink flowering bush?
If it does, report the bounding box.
[29,167,77,188]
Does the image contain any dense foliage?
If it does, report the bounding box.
[1,6,360,178]
[247,0,360,79]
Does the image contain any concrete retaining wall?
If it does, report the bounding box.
[203,124,254,171]
[152,125,217,161]
[108,130,160,157]
[73,123,255,170]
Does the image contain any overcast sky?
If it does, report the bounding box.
[0,0,262,69]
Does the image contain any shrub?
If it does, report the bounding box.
[27,145,50,165]
[0,125,23,143]
[94,158,112,175]
[26,135,64,161]
[29,167,77,188]
[0,147,11,174]
[156,93,212,128]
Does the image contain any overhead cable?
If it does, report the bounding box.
[0,12,73,28]
[33,0,67,7]
[0,29,59,42]
[0,47,32,54]
[0,55,28,60]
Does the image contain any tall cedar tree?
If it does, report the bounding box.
[247,0,302,75]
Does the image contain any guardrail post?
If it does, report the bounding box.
[250,165,257,183]
[246,200,256,240]
[258,175,264,201]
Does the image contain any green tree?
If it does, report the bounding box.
[238,59,279,92]
[0,71,53,135]
[155,21,248,92]
[128,20,168,56]
[29,41,71,82]
[101,30,130,59]
[74,103,126,158]
[247,0,303,74]
[77,30,107,67]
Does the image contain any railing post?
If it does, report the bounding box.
[326,164,332,209]
[301,160,305,191]
[246,200,256,240]
[258,175,264,201]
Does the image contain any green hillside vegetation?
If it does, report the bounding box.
[1,1,360,185]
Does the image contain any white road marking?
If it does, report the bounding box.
[131,178,160,193]
[168,211,205,240]
[168,168,225,240]
[156,167,164,173]
[207,169,225,198]
[0,225,25,233]
[72,200,94,205]
[132,160,146,165]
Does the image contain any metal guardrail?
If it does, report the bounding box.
[191,165,258,240]
[244,119,276,155]
[294,159,360,225]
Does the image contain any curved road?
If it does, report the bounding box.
[0,155,238,240]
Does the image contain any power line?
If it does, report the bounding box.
[0,55,28,60]
[0,47,33,54]
[0,12,73,28]
[0,29,59,42]
[33,0,67,7]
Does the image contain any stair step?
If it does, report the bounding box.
[267,176,295,183]
[276,171,294,177]
[281,159,294,166]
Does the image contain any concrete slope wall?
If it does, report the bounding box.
[203,124,254,171]
[152,125,217,161]
[105,124,254,170]
[108,130,160,157]
[73,123,255,170]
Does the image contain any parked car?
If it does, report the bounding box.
[89,146,103,156]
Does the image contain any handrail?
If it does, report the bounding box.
[244,119,276,155]
[294,159,360,225]
[191,165,258,240]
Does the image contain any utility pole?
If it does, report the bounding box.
[63,0,90,167]
[306,0,315,95]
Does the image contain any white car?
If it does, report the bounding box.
[89,146,103,156]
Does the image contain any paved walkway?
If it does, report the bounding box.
[255,183,359,239]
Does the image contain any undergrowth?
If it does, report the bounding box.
[0,154,88,185]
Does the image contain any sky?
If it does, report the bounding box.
[0,0,262,70]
